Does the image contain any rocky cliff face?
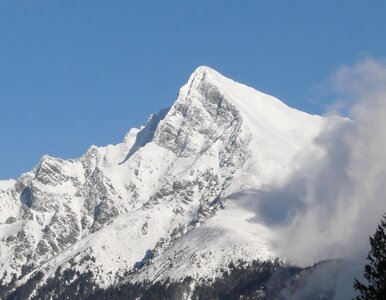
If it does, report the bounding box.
[0,66,325,296]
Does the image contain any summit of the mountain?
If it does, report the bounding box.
[0,67,334,298]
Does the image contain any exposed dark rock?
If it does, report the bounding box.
[5,217,16,224]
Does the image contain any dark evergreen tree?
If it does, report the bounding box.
[354,214,386,300]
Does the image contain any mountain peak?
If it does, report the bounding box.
[186,65,284,112]
[188,65,229,88]
[192,65,214,73]
[173,65,324,153]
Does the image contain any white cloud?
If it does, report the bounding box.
[253,57,386,298]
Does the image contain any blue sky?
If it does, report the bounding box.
[1,1,385,179]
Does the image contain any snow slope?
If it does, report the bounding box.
[0,66,325,291]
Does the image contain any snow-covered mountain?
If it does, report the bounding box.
[0,66,328,298]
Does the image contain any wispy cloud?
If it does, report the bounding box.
[252,57,386,298]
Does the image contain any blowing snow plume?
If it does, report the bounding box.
[253,57,386,286]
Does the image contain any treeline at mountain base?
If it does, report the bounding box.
[1,259,349,300]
